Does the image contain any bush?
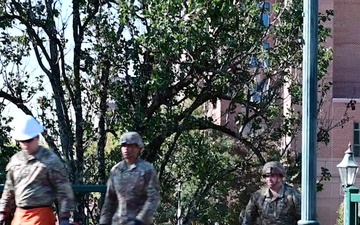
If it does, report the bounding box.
[337,201,344,225]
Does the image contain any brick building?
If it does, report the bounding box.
[207,0,360,224]
[317,0,360,224]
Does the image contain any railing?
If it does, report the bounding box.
[345,186,360,225]
[0,184,107,225]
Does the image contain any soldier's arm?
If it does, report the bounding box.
[135,166,160,223]
[0,170,15,215]
[242,194,259,225]
[293,189,301,221]
[99,175,118,225]
[48,158,75,219]
[238,210,245,225]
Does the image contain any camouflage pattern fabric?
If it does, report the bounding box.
[99,159,160,225]
[120,132,144,148]
[262,161,286,177]
[0,146,75,219]
[242,183,301,225]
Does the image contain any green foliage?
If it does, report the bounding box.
[0,113,17,183]
[0,143,17,183]
[316,167,332,192]
[285,153,332,192]
[337,201,344,225]
[0,0,337,224]
[156,131,261,224]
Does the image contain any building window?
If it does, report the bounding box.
[262,14,270,27]
[354,122,360,157]
[251,76,270,103]
[250,56,259,68]
[249,42,271,102]
[258,2,271,27]
[249,42,270,69]
[263,41,270,49]
[262,42,270,68]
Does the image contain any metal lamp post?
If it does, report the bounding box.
[337,143,359,225]
[298,0,319,223]
[337,143,359,187]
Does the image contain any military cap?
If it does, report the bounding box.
[262,161,286,177]
[120,131,144,148]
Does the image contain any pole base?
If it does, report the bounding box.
[298,220,320,225]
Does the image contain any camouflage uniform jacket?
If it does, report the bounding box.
[99,159,160,225]
[0,146,75,218]
[242,183,301,225]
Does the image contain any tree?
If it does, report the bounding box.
[0,102,17,183]
[0,0,117,184]
[155,130,267,225]
[0,0,338,224]
[336,201,344,225]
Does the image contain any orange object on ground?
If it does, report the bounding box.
[11,207,56,225]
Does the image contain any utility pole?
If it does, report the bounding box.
[298,0,320,224]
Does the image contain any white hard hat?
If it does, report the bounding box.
[12,114,44,141]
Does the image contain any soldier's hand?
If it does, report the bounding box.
[127,219,143,225]
[0,213,6,225]
[59,219,72,225]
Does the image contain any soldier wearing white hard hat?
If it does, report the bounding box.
[0,114,75,225]
[12,114,44,142]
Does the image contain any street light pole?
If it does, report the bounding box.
[298,0,320,224]
[337,143,359,225]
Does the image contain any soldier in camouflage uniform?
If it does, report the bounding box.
[0,114,75,225]
[99,132,160,225]
[242,161,301,225]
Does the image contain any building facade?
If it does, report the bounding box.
[208,0,360,224]
[317,0,360,224]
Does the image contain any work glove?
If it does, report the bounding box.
[59,219,72,225]
[127,219,143,225]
